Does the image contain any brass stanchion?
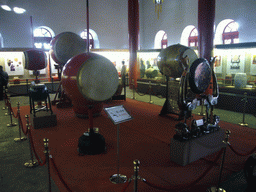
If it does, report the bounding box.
[44,138,52,192]
[14,102,27,142]
[131,79,136,100]
[148,81,154,104]
[4,105,9,116]
[132,159,140,192]
[208,130,230,192]
[110,124,127,184]
[24,115,38,168]
[7,99,17,127]
[3,88,8,110]
[239,92,248,127]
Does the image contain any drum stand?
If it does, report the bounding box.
[110,123,127,184]
[159,76,183,120]
[51,67,72,108]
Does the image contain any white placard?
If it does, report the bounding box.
[196,119,204,127]
[104,105,133,125]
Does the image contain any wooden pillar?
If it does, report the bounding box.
[128,0,139,88]
[198,0,215,96]
[198,0,215,63]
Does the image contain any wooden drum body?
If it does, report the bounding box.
[50,32,87,66]
[23,49,47,70]
[62,52,119,118]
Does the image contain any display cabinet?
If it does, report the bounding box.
[0,48,60,96]
[137,49,162,82]
[91,49,129,74]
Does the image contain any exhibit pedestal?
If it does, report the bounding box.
[170,128,225,166]
[31,111,57,129]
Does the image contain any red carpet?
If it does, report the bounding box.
[16,99,256,192]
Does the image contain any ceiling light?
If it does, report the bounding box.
[13,7,26,14]
[1,5,11,11]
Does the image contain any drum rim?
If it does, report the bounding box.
[157,44,198,78]
[189,58,211,94]
[51,32,86,65]
[23,49,47,70]
[76,54,119,102]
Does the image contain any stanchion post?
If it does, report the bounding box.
[110,124,127,184]
[148,81,153,104]
[5,96,10,116]
[44,138,52,192]
[24,115,38,168]
[133,159,140,192]
[208,130,230,192]
[3,88,7,110]
[14,102,27,142]
[239,92,248,127]
[131,79,136,100]
[7,99,17,127]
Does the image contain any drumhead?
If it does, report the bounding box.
[24,49,47,70]
[77,54,119,102]
[157,44,198,78]
[189,58,212,94]
[50,32,86,65]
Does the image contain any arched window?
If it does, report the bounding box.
[188,27,198,47]
[154,30,167,49]
[161,33,168,49]
[222,21,239,44]
[80,30,94,49]
[34,26,54,50]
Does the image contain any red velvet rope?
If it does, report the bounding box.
[150,88,165,99]
[28,129,46,166]
[120,179,132,192]
[50,157,73,192]
[228,144,256,157]
[18,115,28,136]
[4,98,19,119]
[142,148,224,191]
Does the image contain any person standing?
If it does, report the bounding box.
[121,60,127,86]
[0,66,9,100]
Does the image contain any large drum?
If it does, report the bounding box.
[23,49,47,70]
[157,44,198,78]
[50,32,87,66]
[62,52,119,118]
[189,58,212,94]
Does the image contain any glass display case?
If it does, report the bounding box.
[137,49,162,82]
[0,48,59,96]
[214,43,256,89]
[0,48,58,82]
[91,49,129,74]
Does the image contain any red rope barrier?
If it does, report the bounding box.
[142,148,224,191]
[120,179,132,192]
[50,157,73,192]
[28,129,46,166]
[18,115,28,135]
[228,144,256,157]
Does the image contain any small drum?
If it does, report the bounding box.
[189,58,212,94]
[157,44,198,78]
[62,52,119,118]
[50,32,87,66]
[23,49,47,70]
